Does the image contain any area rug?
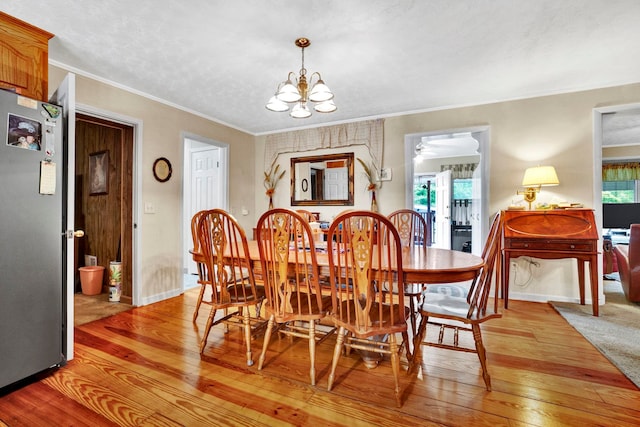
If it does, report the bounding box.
[550,279,640,388]
[74,293,133,326]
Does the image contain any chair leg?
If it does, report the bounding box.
[258,315,276,371]
[389,333,402,408]
[401,330,412,363]
[472,324,492,391]
[192,283,206,322]
[199,307,217,353]
[308,320,316,385]
[409,314,428,374]
[408,294,417,338]
[327,326,345,391]
[243,310,254,366]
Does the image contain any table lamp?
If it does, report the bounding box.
[517,165,559,209]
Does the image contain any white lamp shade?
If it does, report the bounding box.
[522,166,559,187]
[276,80,302,103]
[265,96,289,112]
[314,99,337,113]
[290,102,311,118]
[309,80,334,102]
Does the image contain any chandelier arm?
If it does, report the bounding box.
[309,71,322,86]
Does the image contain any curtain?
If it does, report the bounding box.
[602,162,640,181]
[440,163,477,179]
[264,119,384,171]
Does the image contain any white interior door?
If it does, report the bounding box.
[50,72,76,361]
[434,169,452,249]
[187,146,220,275]
[325,167,348,200]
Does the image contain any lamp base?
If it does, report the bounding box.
[518,187,538,210]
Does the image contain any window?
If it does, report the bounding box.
[453,178,473,200]
[602,180,637,203]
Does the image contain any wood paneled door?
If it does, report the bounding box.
[75,114,134,303]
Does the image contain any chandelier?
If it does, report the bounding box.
[265,37,336,118]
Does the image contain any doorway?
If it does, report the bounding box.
[75,113,134,304]
[404,126,490,254]
[594,103,640,233]
[182,134,229,284]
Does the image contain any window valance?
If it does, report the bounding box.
[440,163,477,179]
[603,162,640,181]
[264,119,384,172]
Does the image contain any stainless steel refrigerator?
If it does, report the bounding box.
[0,89,66,389]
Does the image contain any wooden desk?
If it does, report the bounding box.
[502,209,599,316]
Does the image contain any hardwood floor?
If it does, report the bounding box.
[1,288,639,426]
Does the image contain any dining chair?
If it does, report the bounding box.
[255,208,335,385]
[295,209,317,223]
[197,209,266,366]
[326,210,411,408]
[190,209,211,322]
[388,209,429,335]
[409,212,502,390]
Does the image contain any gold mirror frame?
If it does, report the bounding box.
[290,152,354,206]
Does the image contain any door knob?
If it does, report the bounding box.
[74,230,85,238]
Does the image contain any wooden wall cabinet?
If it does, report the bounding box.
[0,11,53,101]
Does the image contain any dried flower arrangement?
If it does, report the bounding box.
[263,162,286,208]
[357,157,380,211]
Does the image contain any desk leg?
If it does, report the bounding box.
[577,259,586,306]
[589,256,599,317]
[502,253,510,309]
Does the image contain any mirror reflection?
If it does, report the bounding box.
[291,152,354,206]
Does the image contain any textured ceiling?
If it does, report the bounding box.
[3,1,640,135]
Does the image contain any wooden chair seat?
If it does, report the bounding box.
[334,300,411,337]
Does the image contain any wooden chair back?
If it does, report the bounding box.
[190,209,211,322]
[466,211,502,317]
[295,209,317,223]
[256,208,328,322]
[198,209,259,306]
[388,209,429,251]
[327,210,408,337]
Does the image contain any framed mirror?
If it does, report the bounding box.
[291,152,354,206]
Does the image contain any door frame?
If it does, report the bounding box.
[404,125,491,254]
[182,132,229,289]
[76,103,142,306]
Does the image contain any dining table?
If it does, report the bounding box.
[243,239,485,287]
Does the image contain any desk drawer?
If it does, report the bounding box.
[505,239,595,252]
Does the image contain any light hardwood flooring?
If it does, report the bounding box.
[1,288,639,426]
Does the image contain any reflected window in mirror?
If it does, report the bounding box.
[291,153,354,206]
